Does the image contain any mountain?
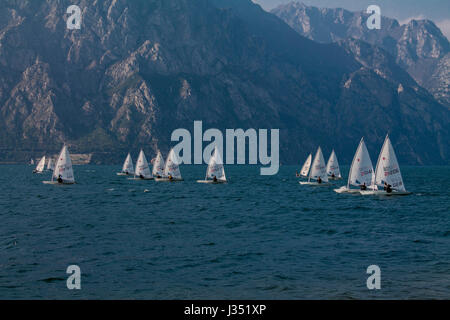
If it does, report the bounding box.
[271,2,450,107]
[0,0,449,165]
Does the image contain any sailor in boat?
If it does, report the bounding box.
[383,182,393,193]
[213,176,218,183]
[317,176,322,184]
[139,174,145,180]
[57,175,63,184]
[360,182,367,191]
[168,175,173,181]
[331,173,336,179]
[125,171,129,175]
[296,171,300,177]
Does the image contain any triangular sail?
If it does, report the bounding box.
[122,153,134,174]
[152,151,165,177]
[309,147,328,182]
[164,149,182,180]
[135,150,152,178]
[35,156,46,173]
[326,150,341,178]
[206,146,226,181]
[348,138,375,189]
[374,135,406,191]
[300,154,312,177]
[53,145,75,183]
[47,158,55,171]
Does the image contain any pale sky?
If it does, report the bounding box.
[253,0,450,39]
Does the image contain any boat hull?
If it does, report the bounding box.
[117,172,133,176]
[43,181,75,185]
[328,176,342,180]
[299,182,331,186]
[127,177,154,181]
[334,186,361,194]
[197,180,227,184]
[360,190,412,196]
[155,178,183,182]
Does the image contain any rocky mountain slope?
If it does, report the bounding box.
[0,0,449,165]
[272,2,450,107]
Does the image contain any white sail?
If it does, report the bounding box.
[309,147,328,182]
[164,148,182,180]
[30,159,34,165]
[348,138,375,188]
[326,150,341,178]
[135,150,152,179]
[35,156,46,173]
[152,151,165,177]
[47,158,55,171]
[121,153,134,174]
[53,145,75,183]
[206,146,226,181]
[374,135,406,191]
[300,154,312,177]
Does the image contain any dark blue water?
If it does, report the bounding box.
[0,165,449,299]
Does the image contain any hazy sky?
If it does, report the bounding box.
[253,0,450,38]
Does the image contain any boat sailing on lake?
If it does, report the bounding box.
[43,145,75,185]
[33,156,46,174]
[197,146,227,184]
[360,135,411,196]
[117,153,134,176]
[326,150,342,180]
[155,148,183,182]
[334,137,374,194]
[152,151,165,179]
[297,154,312,178]
[129,150,153,180]
[300,147,330,186]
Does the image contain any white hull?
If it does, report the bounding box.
[197,180,227,184]
[299,181,331,186]
[128,177,154,181]
[117,172,133,176]
[334,186,361,194]
[328,176,342,180]
[43,181,75,185]
[155,178,184,182]
[360,190,412,196]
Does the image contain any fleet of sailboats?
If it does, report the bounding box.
[300,147,330,186]
[33,134,410,195]
[197,146,227,184]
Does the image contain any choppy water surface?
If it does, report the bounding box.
[0,165,449,299]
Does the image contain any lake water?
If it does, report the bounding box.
[0,165,449,299]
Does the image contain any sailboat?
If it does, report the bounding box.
[152,151,165,179]
[197,146,227,184]
[299,147,330,185]
[43,145,75,185]
[298,154,312,178]
[334,138,374,194]
[117,153,134,176]
[33,156,46,174]
[129,150,153,180]
[155,148,183,182]
[47,158,55,171]
[326,150,342,180]
[360,135,411,196]
[30,158,35,166]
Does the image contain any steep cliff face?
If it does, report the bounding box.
[0,0,449,165]
[272,2,450,107]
